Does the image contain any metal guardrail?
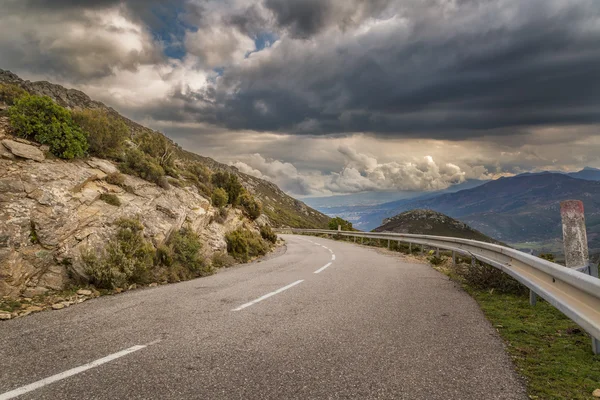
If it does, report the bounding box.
[275,228,600,354]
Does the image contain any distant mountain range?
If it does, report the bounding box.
[307,168,600,256]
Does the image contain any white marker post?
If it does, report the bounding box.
[560,200,599,354]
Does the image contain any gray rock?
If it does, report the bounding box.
[77,289,92,296]
[2,139,45,162]
[0,312,12,320]
[51,303,65,310]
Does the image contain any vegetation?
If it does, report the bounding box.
[211,187,228,207]
[105,172,125,186]
[72,109,129,158]
[82,218,154,289]
[119,148,169,189]
[8,95,88,159]
[240,192,261,220]
[168,227,211,276]
[328,217,353,231]
[225,228,269,263]
[0,83,27,106]
[212,171,244,205]
[99,193,121,207]
[260,225,278,244]
[456,281,600,399]
[211,252,236,269]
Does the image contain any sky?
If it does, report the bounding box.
[1,0,600,197]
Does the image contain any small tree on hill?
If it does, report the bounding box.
[72,109,128,158]
[9,95,88,159]
[329,217,353,231]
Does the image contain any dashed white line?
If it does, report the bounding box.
[232,280,304,311]
[0,345,149,400]
[331,254,336,261]
[314,262,332,274]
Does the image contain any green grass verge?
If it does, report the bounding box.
[458,283,600,399]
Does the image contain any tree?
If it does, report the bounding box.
[211,187,229,207]
[72,109,128,158]
[9,95,88,159]
[211,171,244,205]
[328,217,353,231]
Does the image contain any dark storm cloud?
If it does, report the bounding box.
[181,0,600,139]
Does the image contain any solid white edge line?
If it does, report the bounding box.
[0,345,147,400]
[314,262,332,274]
[231,280,304,311]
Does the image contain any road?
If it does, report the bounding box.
[0,234,527,399]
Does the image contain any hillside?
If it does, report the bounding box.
[376,173,600,255]
[0,70,328,299]
[373,209,500,244]
[0,69,329,229]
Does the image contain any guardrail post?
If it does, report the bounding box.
[452,251,456,265]
[436,248,440,257]
[409,243,412,253]
[529,290,537,306]
[353,236,356,243]
[387,239,390,249]
[420,245,424,255]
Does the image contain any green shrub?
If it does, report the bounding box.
[72,109,129,158]
[82,218,154,289]
[135,131,175,169]
[240,193,261,220]
[0,83,27,105]
[168,227,213,276]
[211,187,229,207]
[211,252,235,269]
[105,172,125,186]
[9,95,88,159]
[119,148,167,187]
[99,193,121,207]
[212,171,244,205]
[225,229,269,263]
[210,207,228,225]
[328,217,353,231]
[260,225,277,244]
[155,244,173,267]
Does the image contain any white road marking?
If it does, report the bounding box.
[314,263,332,274]
[0,345,147,400]
[332,254,336,261]
[232,280,304,311]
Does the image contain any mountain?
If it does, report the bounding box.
[0,69,329,230]
[378,173,600,256]
[568,167,600,181]
[373,209,499,244]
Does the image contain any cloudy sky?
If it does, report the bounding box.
[2,0,600,197]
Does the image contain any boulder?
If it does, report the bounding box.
[2,139,45,162]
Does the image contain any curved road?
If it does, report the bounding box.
[0,235,527,399]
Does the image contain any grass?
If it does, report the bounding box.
[99,193,121,206]
[465,288,600,399]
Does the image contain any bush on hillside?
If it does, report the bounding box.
[72,109,129,158]
[168,227,212,276]
[225,229,269,263]
[99,193,121,207]
[240,193,261,220]
[211,187,229,207]
[82,218,154,289]
[212,171,244,205]
[211,252,236,269]
[328,217,353,231]
[0,83,27,106]
[105,172,126,186]
[9,95,88,159]
[135,131,175,170]
[260,225,277,244]
[119,148,169,188]
[459,260,525,295]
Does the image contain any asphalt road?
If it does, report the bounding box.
[0,235,527,399]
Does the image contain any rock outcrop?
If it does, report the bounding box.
[0,154,249,298]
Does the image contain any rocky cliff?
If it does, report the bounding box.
[0,123,253,298]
